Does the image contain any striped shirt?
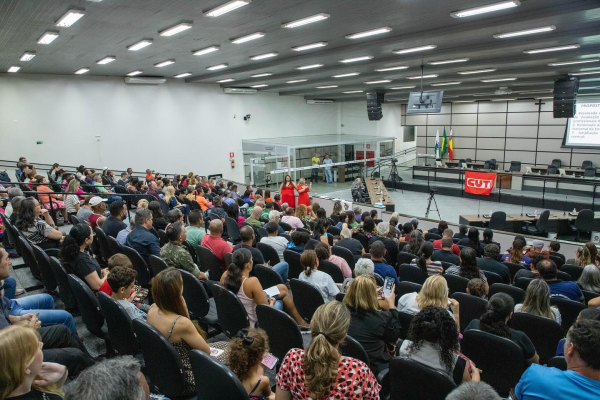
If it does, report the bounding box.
[21,217,54,245]
[410,259,444,276]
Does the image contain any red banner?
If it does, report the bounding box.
[465,171,496,196]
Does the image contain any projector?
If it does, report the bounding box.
[495,87,513,95]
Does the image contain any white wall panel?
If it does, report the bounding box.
[477,126,506,137]
[538,125,567,139]
[477,149,504,163]
[479,102,508,113]
[451,113,477,125]
[507,112,539,125]
[504,151,536,165]
[405,114,428,125]
[539,112,567,125]
[477,137,505,150]
[506,138,537,150]
[478,113,507,125]
[451,126,477,137]
[451,103,478,113]
[508,101,542,113]
[506,125,538,138]
[427,114,452,126]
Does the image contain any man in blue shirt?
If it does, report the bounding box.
[323,154,334,183]
[515,320,600,399]
[125,208,160,261]
[370,241,399,286]
[538,259,584,302]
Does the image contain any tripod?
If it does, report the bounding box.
[425,189,441,219]
[386,160,403,193]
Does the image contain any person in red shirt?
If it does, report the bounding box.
[432,228,461,256]
[201,220,233,271]
[145,169,155,182]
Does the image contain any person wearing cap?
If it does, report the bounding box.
[525,240,549,260]
[88,197,107,229]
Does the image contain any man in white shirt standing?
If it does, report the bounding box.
[323,154,334,184]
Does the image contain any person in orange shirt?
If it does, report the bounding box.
[36,175,69,224]
[145,169,155,182]
[194,188,212,212]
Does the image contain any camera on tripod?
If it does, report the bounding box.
[429,187,437,195]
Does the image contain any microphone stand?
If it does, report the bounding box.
[477,201,481,218]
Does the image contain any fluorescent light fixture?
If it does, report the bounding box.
[535,96,554,99]
[343,90,364,93]
[250,52,278,60]
[365,80,391,84]
[296,64,323,70]
[451,1,520,18]
[291,42,327,51]
[20,52,36,61]
[217,78,235,83]
[96,56,115,65]
[494,25,555,39]
[37,32,59,44]
[393,45,437,54]
[56,9,85,27]
[160,22,193,37]
[333,72,360,78]
[251,73,272,77]
[316,85,338,89]
[155,60,175,67]
[207,64,228,70]
[453,100,475,103]
[287,79,307,83]
[339,56,373,63]
[431,81,461,86]
[127,70,143,76]
[570,71,600,76]
[481,77,517,82]
[375,65,408,72]
[579,86,599,90]
[492,98,517,101]
[8,66,21,73]
[444,96,459,98]
[346,27,392,39]
[428,58,469,65]
[406,74,438,79]
[174,73,192,78]
[231,32,264,44]
[204,0,251,17]
[74,68,89,75]
[193,46,220,56]
[518,89,553,94]
[390,86,416,89]
[250,84,268,88]
[524,44,580,54]
[458,68,496,74]
[281,13,330,28]
[549,59,599,66]
[127,40,152,51]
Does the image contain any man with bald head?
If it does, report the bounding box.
[201,219,233,270]
[246,206,263,229]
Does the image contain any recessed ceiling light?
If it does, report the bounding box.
[251,84,268,88]
[193,46,220,56]
[56,9,85,27]
[343,90,364,93]
[393,45,436,54]
[7,66,21,73]
[524,44,580,54]
[549,59,599,66]
[458,69,497,74]
[127,70,143,76]
[217,78,235,83]
[451,1,520,18]
[570,71,600,76]
[431,81,461,86]
[333,72,360,78]
[287,79,307,83]
[204,0,251,17]
[494,25,555,39]
[207,64,228,70]
[291,42,328,51]
[281,13,330,28]
[365,80,391,84]
[375,66,408,72]
[37,32,59,44]
[316,85,338,89]
[346,27,392,39]
[127,40,152,51]
[174,73,192,78]
[481,77,517,82]
[339,56,373,63]
[428,58,469,65]
[231,32,264,44]
[406,74,438,79]
[19,52,36,61]
[74,68,90,75]
[296,64,324,70]
[160,22,193,37]
[155,60,175,68]
[250,52,278,60]
[389,86,416,89]
[251,73,272,78]
[96,56,115,65]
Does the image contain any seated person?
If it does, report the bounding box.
[208,196,227,222]
[477,244,510,284]
[315,242,352,279]
[245,206,263,230]
[75,195,94,223]
[350,178,364,202]
[88,196,107,229]
[281,207,304,229]
[107,266,147,320]
[432,229,461,256]
[335,227,365,261]
[36,175,69,224]
[286,230,310,254]
[428,220,448,237]
[578,264,600,294]
[538,259,584,302]
[457,227,484,258]
[15,198,65,249]
[201,220,233,271]
[102,201,127,239]
[432,237,461,265]
[259,221,289,260]
[93,174,121,202]
[161,222,207,281]
[446,247,489,293]
[548,240,565,262]
[234,226,289,282]
[61,223,107,291]
[298,250,339,302]
[185,210,205,248]
[410,241,443,276]
[148,201,168,231]
[166,208,183,225]
[165,186,190,216]
[556,308,600,356]
[514,278,561,325]
[370,241,399,286]
[501,238,531,267]
[125,209,161,261]
[467,278,487,299]
[513,254,545,284]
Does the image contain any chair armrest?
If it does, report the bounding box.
[44,248,61,258]
[377,367,390,400]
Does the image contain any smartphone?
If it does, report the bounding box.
[262,353,278,369]
[383,277,394,298]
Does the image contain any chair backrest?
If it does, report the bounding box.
[319,260,344,283]
[254,264,284,288]
[551,159,562,168]
[67,274,105,336]
[503,261,525,282]
[484,161,491,169]
[158,198,171,215]
[132,319,187,398]
[279,221,293,231]
[189,349,248,400]
[157,229,168,247]
[482,270,503,286]
[443,274,469,295]
[515,277,533,291]
[256,242,280,266]
[106,235,123,257]
[211,284,249,337]
[48,256,78,310]
[397,311,414,340]
[196,245,224,282]
[121,246,152,287]
[30,244,58,292]
[94,227,111,262]
[451,292,488,334]
[547,356,567,371]
[396,252,417,266]
[97,292,139,356]
[339,335,369,366]
[584,166,596,177]
[256,305,303,362]
[535,210,550,232]
[389,357,456,400]
[559,264,583,281]
[396,281,422,299]
[0,213,19,250]
[546,165,558,175]
[509,161,522,172]
[398,264,427,285]
[548,254,565,268]
[17,236,42,280]
[283,250,304,279]
[488,211,506,231]
[461,329,525,396]
[258,226,268,239]
[70,215,82,225]
[352,232,369,250]
[583,289,599,305]
[488,283,525,304]
[224,252,233,268]
[327,226,341,236]
[575,209,594,231]
[332,245,355,271]
[290,278,325,323]
[305,238,320,250]
[581,160,593,169]
[510,312,563,364]
[225,217,241,243]
[424,232,442,241]
[179,270,211,320]
[550,297,586,335]
[148,254,169,277]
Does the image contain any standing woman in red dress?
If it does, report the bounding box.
[296,178,312,208]
[280,175,297,208]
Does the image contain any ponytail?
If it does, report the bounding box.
[224,248,252,293]
[61,222,92,266]
[417,241,434,275]
[479,293,514,338]
[509,239,525,264]
[300,250,318,277]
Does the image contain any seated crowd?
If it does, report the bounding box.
[1,159,600,400]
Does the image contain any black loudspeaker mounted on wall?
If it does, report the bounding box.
[553,76,579,118]
[367,92,384,121]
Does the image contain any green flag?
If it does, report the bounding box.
[440,127,448,157]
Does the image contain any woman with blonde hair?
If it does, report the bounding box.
[276,301,381,399]
[295,204,311,228]
[64,179,81,217]
[296,178,311,208]
[514,278,561,324]
[164,186,190,217]
[0,325,67,400]
[575,246,592,267]
[136,198,149,209]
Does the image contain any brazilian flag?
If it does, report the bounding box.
[440,127,448,158]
